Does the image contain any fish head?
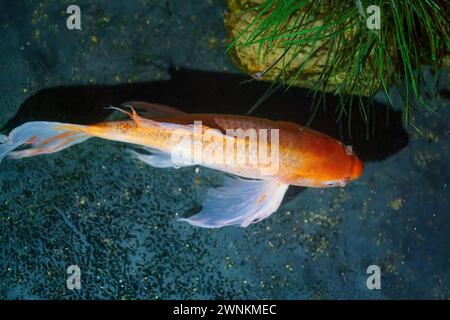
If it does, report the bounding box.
[289,133,364,188]
[315,143,364,188]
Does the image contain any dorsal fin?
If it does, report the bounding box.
[122,101,186,119]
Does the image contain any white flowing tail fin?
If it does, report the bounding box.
[0,121,91,162]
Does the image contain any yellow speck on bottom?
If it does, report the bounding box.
[207,36,219,49]
[90,35,99,44]
[389,198,404,211]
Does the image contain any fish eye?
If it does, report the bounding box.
[325,181,336,186]
[345,145,353,155]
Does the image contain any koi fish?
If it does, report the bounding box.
[0,102,363,228]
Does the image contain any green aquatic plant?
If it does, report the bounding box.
[226,0,449,128]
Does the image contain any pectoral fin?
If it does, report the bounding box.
[178,177,289,228]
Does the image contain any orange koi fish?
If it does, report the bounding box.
[0,102,363,228]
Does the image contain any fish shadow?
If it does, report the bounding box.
[1,66,408,164]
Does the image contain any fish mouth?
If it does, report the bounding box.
[339,177,350,187]
[349,155,364,180]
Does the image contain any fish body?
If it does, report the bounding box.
[0,102,363,228]
[82,112,362,187]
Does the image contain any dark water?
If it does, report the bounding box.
[0,0,449,299]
